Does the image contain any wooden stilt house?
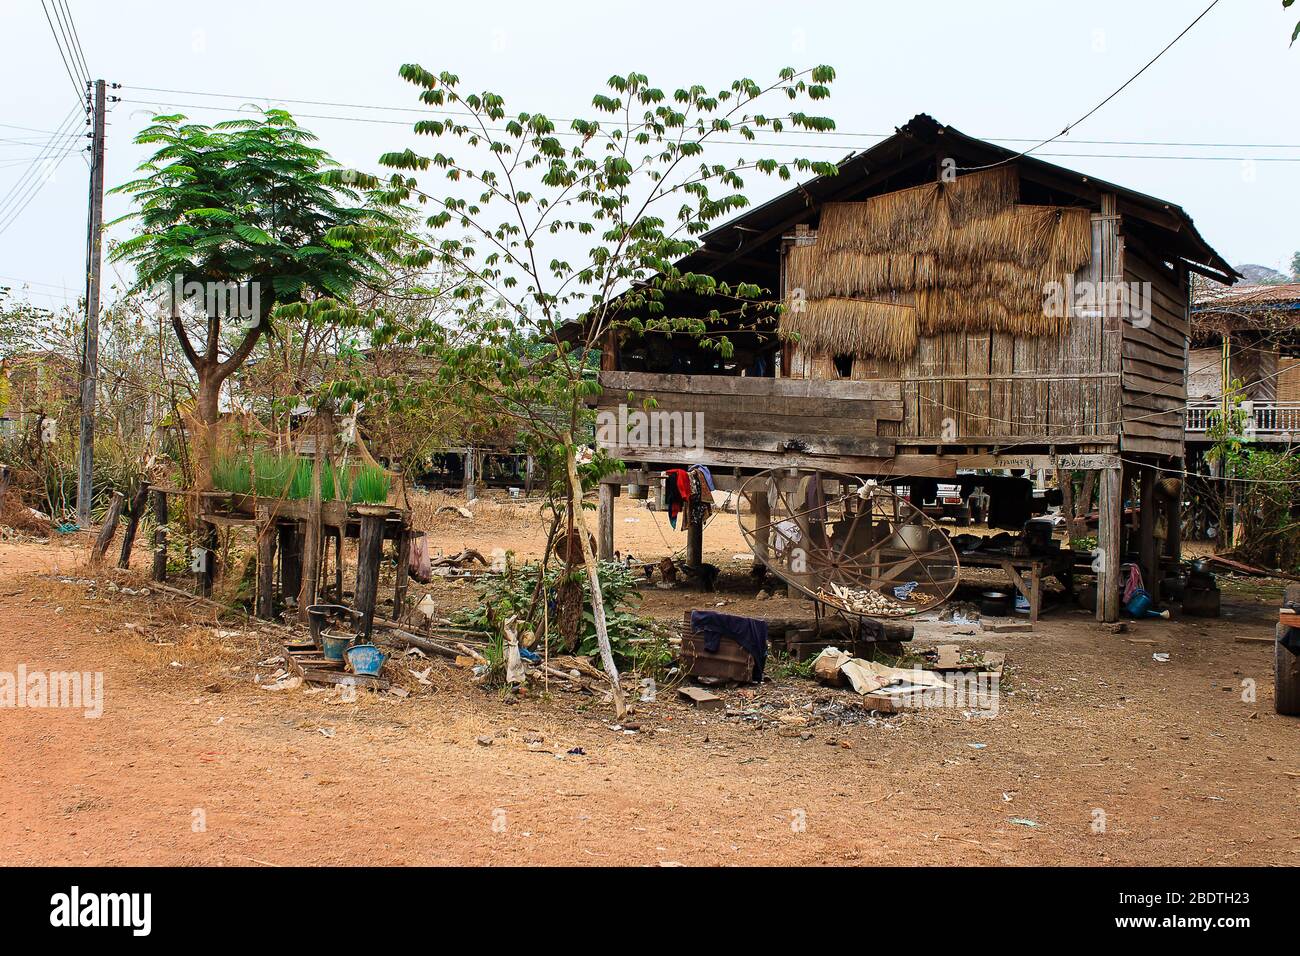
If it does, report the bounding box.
[582,115,1238,621]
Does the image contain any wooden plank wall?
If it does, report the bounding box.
[594,370,902,468]
[789,213,1123,445]
[1119,236,1189,457]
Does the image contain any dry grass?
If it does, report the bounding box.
[785,168,1092,358]
[0,490,52,535]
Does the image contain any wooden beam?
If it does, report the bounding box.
[255,505,277,620]
[597,482,615,561]
[353,509,387,639]
[1139,466,1160,604]
[1097,466,1123,623]
[151,489,169,583]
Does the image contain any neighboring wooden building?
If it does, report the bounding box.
[581,115,1237,621]
[1187,282,1300,443]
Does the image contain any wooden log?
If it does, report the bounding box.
[1097,466,1122,623]
[151,489,168,582]
[255,506,276,620]
[91,491,124,563]
[116,484,151,570]
[353,509,387,639]
[597,482,614,560]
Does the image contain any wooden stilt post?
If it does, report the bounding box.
[150,488,168,582]
[597,481,615,560]
[279,523,302,609]
[1163,465,1183,563]
[255,504,277,620]
[686,509,704,569]
[1139,465,1159,604]
[464,448,477,502]
[116,483,151,569]
[195,521,217,597]
[333,528,344,599]
[752,479,771,563]
[298,431,324,623]
[353,508,387,639]
[392,521,410,620]
[91,491,124,563]
[1097,466,1122,622]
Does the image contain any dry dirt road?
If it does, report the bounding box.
[0,530,1297,867]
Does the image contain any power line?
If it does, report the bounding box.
[0,107,84,235]
[115,96,1300,164]
[958,0,1224,172]
[39,0,87,105]
[55,0,92,88]
[0,105,82,213]
[119,80,1300,151]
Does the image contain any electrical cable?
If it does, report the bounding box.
[957,0,1224,172]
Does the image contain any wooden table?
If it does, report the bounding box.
[958,549,1076,624]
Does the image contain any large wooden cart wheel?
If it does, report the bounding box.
[736,467,959,618]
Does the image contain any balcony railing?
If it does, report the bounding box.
[1186,401,1300,440]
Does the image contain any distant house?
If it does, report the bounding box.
[0,350,79,441]
[1188,282,1300,443]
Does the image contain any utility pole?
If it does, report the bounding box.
[77,79,106,527]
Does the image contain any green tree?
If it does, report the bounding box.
[346,65,838,715]
[108,109,417,486]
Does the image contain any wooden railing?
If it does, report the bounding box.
[1186,401,1300,439]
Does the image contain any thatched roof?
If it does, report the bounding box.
[782,167,1090,359]
[557,114,1238,347]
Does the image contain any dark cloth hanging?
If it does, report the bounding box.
[690,464,716,492]
[665,468,692,529]
[690,609,769,682]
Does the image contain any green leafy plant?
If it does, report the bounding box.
[452,559,669,671]
[109,109,420,489]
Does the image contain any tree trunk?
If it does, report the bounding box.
[563,433,625,719]
[192,371,222,493]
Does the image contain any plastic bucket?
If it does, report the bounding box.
[345,643,388,676]
[320,629,353,661]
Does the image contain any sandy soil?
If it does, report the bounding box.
[1,497,1297,866]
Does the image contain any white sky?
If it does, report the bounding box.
[1,0,1297,313]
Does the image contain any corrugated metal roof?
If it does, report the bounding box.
[1193,282,1300,309]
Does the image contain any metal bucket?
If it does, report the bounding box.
[308,605,358,648]
[320,628,353,662]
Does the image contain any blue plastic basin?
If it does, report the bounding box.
[345,643,387,676]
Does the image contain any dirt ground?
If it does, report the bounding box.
[1,493,1297,866]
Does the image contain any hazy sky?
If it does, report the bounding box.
[1,0,1296,313]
